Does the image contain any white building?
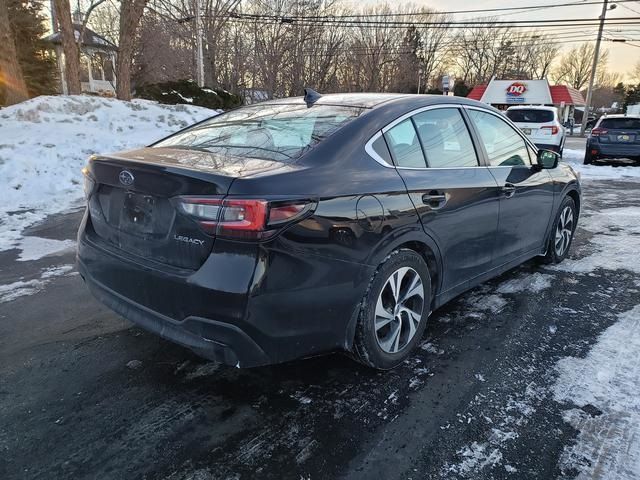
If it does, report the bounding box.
[43,25,117,96]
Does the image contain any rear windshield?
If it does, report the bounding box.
[154,104,365,162]
[598,118,640,130]
[506,109,554,123]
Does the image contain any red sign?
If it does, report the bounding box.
[506,82,527,97]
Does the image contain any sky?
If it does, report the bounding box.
[367,0,640,80]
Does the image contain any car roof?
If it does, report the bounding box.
[257,92,493,110]
[506,105,557,112]
[599,114,640,119]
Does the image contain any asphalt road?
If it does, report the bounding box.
[2,138,639,479]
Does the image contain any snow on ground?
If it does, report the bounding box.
[0,95,216,252]
[563,148,640,181]
[552,206,640,275]
[15,236,76,262]
[554,305,640,479]
[0,263,75,303]
[496,272,554,294]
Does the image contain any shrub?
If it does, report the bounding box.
[136,80,242,110]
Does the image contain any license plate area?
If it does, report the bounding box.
[522,128,532,135]
[122,191,156,234]
[617,134,633,142]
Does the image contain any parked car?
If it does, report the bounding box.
[584,114,640,164]
[77,92,581,370]
[505,106,566,155]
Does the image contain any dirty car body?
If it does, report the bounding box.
[77,93,581,368]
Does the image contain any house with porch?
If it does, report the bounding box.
[43,24,117,95]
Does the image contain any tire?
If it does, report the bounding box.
[353,249,432,370]
[584,151,593,165]
[540,196,577,264]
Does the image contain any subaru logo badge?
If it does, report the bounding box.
[119,170,134,186]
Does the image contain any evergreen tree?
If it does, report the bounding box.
[453,79,472,98]
[3,0,57,102]
[394,26,422,93]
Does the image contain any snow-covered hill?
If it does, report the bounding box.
[0,95,216,251]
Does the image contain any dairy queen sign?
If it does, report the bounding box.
[505,82,528,102]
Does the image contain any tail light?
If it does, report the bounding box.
[81,167,96,199]
[541,126,559,135]
[174,196,315,240]
[591,128,607,137]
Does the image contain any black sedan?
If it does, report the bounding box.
[77,91,581,370]
[585,114,640,164]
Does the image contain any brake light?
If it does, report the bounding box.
[81,167,96,199]
[591,128,608,137]
[174,196,314,240]
[541,126,559,135]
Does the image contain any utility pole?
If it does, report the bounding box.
[581,0,610,136]
[195,0,204,87]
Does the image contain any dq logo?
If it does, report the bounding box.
[506,82,527,96]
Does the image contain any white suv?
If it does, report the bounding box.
[505,106,566,156]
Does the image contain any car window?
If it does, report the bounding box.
[412,108,478,168]
[506,109,554,123]
[384,119,426,168]
[154,104,365,162]
[598,118,640,130]
[468,110,531,166]
[371,134,393,164]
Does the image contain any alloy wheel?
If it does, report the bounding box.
[374,267,425,354]
[555,205,574,257]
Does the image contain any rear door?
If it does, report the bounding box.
[465,107,555,265]
[383,106,500,292]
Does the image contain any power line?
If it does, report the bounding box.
[216,17,640,31]
[232,0,640,18]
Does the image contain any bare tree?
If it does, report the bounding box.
[453,22,515,85]
[54,0,82,94]
[0,0,29,105]
[116,0,148,100]
[90,0,121,45]
[553,43,609,91]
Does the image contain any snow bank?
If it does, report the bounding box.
[554,305,640,479]
[563,148,640,181]
[0,95,216,252]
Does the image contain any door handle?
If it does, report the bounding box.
[502,183,516,198]
[422,191,448,210]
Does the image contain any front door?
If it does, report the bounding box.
[465,108,555,265]
[384,107,500,292]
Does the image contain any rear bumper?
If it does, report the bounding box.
[78,259,269,366]
[534,142,562,153]
[587,143,640,160]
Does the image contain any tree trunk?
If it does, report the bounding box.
[0,0,29,105]
[53,0,81,94]
[116,0,147,101]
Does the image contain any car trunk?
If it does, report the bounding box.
[512,122,553,140]
[85,147,288,270]
[597,128,640,145]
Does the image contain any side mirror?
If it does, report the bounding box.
[536,149,559,169]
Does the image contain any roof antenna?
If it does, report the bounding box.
[303,88,322,107]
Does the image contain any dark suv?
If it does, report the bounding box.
[77,92,581,369]
[585,115,640,164]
